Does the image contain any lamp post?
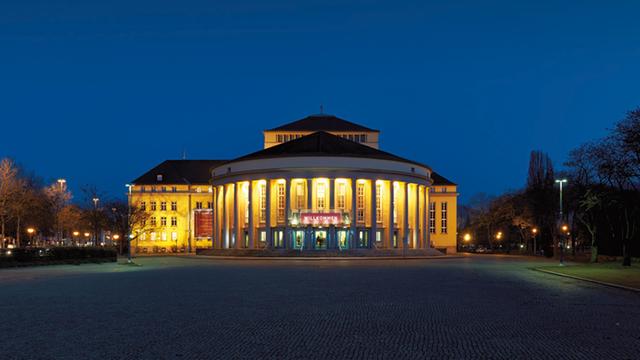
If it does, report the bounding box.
[531,228,538,256]
[555,179,568,265]
[92,197,100,246]
[126,184,133,263]
[27,228,35,247]
[56,179,66,243]
[73,231,79,246]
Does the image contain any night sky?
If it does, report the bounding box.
[1,0,639,203]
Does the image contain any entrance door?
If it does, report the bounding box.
[336,230,348,250]
[293,230,305,250]
[314,230,327,249]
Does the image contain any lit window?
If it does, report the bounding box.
[171,217,177,226]
[172,186,177,192]
[317,182,326,210]
[160,202,167,211]
[259,183,267,224]
[441,202,448,234]
[295,183,305,209]
[161,217,167,226]
[277,182,285,223]
[150,202,157,211]
[161,186,166,192]
[393,182,399,225]
[356,182,365,224]
[171,232,178,241]
[171,202,177,211]
[376,183,383,223]
[161,232,167,241]
[150,232,156,241]
[441,187,447,193]
[429,202,436,234]
[140,233,147,241]
[157,174,163,182]
[336,181,346,210]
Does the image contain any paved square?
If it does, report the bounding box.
[0,256,638,359]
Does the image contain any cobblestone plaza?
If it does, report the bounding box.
[1,256,638,359]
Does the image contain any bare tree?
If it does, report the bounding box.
[0,158,19,247]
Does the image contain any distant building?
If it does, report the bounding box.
[129,114,457,254]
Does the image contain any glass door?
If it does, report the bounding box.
[314,230,327,249]
[292,230,305,250]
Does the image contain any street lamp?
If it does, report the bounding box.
[532,228,538,256]
[125,184,133,263]
[463,233,471,242]
[555,179,568,265]
[27,228,35,247]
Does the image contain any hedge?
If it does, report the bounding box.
[0,246,117,266]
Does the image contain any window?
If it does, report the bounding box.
[441,202,448,234]
[150,217,157,227]
[277,134,283,143]
[141,186,146,193]
[140,233,147,241]
[160,202,167,211]
[171,201,177,211]
[172,186,177,192]
[161,186,166,192]
[150,232,156,241]
[259,183,267,223]
[161,217,167,226]
[161,232,167,241]
[393,183,399,225]
[156,174,163,182]
[151,186,156,192]
[171,217,177,226]
[429,202,436,234]
[376,183,383,223]
[348,134,354,141]
[296,183,305,209]
[361,134,367,142]
[140,201,146,211]
[276,182,285,223]
[317,182,326,210]
[207,201,212,209]
[356,182,365,224]
[196,187,202,193]
[150,201,157,211]
[196,202,202,210]
[441,187,447,193]
[171,232,178,241]
[336,182,346,210]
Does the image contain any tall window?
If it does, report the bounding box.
[160,217,167,226]
[196,202,202,209]
[150,217,157,227]
[277,134,283,143]
[295,183,304,209]
[441,202,448,234]
[171,186,177,192]
[150,201,156,211]
[429,202,436,234]
[207,201,212,209]
[356,182,365,224]
[259,183,267,224]
[244,184,249,226]
[171,201,177,211]
[140,201,146,211]
[317,182,326,210]
[171,217,177,226]
[160,202,167,211]
[375,183,383,224]
[336,182,346,210]
[276,182,285,223]
[393,183,398,225]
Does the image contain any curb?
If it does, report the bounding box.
[533,268,640,293]
[184,255,465,261]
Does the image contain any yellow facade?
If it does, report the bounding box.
[129,184,214,254]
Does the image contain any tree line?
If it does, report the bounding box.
[0,158,149,254]
[460,108,640,266]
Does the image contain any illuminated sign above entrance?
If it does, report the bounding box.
[301,212,342,225]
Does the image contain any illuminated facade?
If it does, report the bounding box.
[129,114,458,254]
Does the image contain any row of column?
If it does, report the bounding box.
[212,178,431,250]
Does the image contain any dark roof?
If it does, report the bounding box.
[228,131,428,168]
[431,171,456,186]
[131,160,226,185]
[266,114,379,132]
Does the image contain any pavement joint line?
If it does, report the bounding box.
[181,255,466,261]
[533,267,640,293]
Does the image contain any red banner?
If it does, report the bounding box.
[194,211,213,238]
[300,212,342,225]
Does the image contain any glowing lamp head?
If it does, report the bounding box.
[532,228,538,234]
[113,234,120,240]
[463,233,471,242]
[27,228,35,234]
[73,231,79,236]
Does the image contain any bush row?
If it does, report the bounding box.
[0,246,117,264]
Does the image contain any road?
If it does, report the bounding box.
[0,255,638,359]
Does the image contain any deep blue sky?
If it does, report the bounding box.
[1,0,639,204]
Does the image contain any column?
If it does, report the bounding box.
[351,177,357,249]
[265,180,272,249]
[233,183,240,249]
[248,181,254,249]
[415,184,420,249]
[425,186,430,249]
[284,178,291,249]
[222,185,227,248]
[388,181,395,248]
[306,178,312,249]
[404,182,409,249]
[212,186,217,249]
[371,180,377,249]
[329,179,335,249]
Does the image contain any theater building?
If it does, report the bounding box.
[129,114,458,254]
